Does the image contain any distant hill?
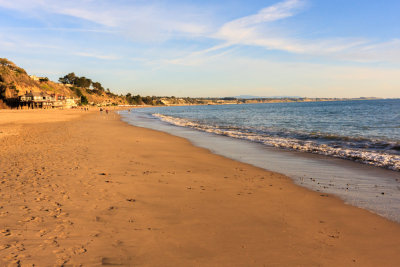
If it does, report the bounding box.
[235,95,302,99]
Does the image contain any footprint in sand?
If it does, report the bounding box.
[43,237,59,247]
[62,219,74,225]
[0,244,11,251]
[1,228,11,236]
[19,205,30,211]
[20,216,42,223]
[54,247,72,265]
[34,196,47,202]
[5,256,21,266]
[55,254,71,266]
[37,229,48,237]
[71,245,87,255]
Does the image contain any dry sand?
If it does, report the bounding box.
[0,110,400,266]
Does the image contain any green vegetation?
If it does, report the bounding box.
[0,83,6,100]
[125,94,166,105]
[58,72,108,96]
[59,73,93,89]
[125,93,142,105]
[80,95,88,105]
[59,72,105,95]
[58,72,76,85]
[71,87,83,97]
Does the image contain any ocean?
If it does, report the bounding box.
[120,99,400,222]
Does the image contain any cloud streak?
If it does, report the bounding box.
[167,0,400,65]
[0,0,211,41]
[218,0,304,34]
[1,0,399,67]
[73,52,119,60]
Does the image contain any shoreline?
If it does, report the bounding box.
[1,110,400,266]
[126,101,400,172]
[121,108,400,223]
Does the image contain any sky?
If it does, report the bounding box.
[0,0,399,98]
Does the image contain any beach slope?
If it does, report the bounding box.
[0,111,399,266]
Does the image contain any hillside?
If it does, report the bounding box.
[0,58,127,108]
[0,59,72,98]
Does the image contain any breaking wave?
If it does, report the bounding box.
[153,113,400,171]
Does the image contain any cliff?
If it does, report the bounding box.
[0,58,127,108]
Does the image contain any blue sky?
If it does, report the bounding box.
[0,0,399,97]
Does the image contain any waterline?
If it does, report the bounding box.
[120,108,400,223]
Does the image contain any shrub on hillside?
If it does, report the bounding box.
[80,95,88,105]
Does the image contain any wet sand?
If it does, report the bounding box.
[1,110,400,266]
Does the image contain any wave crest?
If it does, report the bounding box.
[153,113,400,171]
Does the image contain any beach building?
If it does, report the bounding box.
[29,75,48,82]
[18,91,53,108]
[65,97,79,108]
[29,75,40,81]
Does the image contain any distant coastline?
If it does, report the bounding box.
[157,96,386,106]
[1,57,396,109]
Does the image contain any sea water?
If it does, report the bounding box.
[120,99,400,222]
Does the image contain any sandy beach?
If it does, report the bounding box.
[1,110,400,266]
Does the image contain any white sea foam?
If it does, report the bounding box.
[153,113,400,171]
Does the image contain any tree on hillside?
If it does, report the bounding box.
[92,81,105,95]
[75,77,92,88]
[59,72,119,99]
[141,96,154,105]
[59,72,77,85]
[125,93,144,105]
[92,82,104,91]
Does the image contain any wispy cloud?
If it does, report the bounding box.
[167,0,400,65]
[1,0,399,69]
[334,39,400,63]
[73,52,119,60]
[217,0,304,41]
[0,0,211,41]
